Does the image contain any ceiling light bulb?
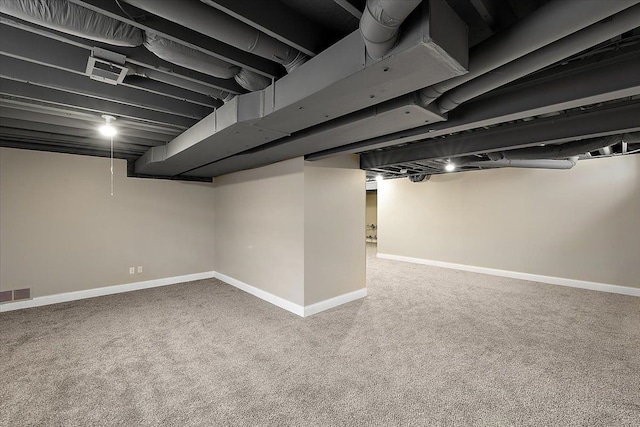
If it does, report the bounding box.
[445,162,456,172]
[99,123,117,137]
[99,114,117,137]
[376,174,384,182]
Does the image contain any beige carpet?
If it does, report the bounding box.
[1,244,639,426]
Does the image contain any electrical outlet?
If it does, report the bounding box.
[137,266,142,273]
[129,267,135,275]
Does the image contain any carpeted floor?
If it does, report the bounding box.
[1,244,639,426]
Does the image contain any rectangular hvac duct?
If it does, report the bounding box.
[135,0,467,177]
[187,92,446,177]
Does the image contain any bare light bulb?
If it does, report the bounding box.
[99,115,117,137]
[445,162,456,172]
[376,174,384,182]
[99,123,117,137]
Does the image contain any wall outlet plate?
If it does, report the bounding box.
[137,266,142,273]
[129,267,135,275]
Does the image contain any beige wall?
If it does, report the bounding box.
[304,156,366,305]
[0,148,216,298]
[214,156,366,307]
[214,157,305,305]
[378,154,640,288]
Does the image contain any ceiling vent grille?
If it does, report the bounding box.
[86,48,128,85]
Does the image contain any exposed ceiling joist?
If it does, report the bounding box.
[0,28,221,108]
[120,77,219,109]
[333,0,363,18]
[0,79,198,130]
[0,117,165,147]
[360,101,640,168]
[200,0,324,56]
[0,128,149,154]
[67,0,282,78]
[0,17,245,94]
[0,107,173,142]
[0,98,182,136]
[0,139,139,160]
[308,51,640,159]
[0,56,213,120]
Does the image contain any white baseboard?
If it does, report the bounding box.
[304,288,367,317]
[1,270,369,316]
[213,272,367,317]
[377,253,640,297]
[0,271,217,313]
[213,272,305,317]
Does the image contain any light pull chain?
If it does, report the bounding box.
[110,134,114,196]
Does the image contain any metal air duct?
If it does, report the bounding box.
[121,0,308,73]
[360,0,422,59]
[143,32,239,79]
[487,135,623,161]
[133,68,235,102]
[466,158,578,170]
[419,0,640,105]
[135,0,468,177]
[436,4,640,113]
[143,32,270,92]
[0,0,143,46]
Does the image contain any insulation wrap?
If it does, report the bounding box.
[0,0,143,47]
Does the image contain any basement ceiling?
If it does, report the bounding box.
[1,0,639,182]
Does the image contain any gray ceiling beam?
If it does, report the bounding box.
[0,79,197,130]
[67,0,282,78]
[0,139,139,160]
[360,101,640,168]
[333,0,363,18]
[0,98,181,137]
[0,22,85,71]
[121,77,220,109]
[0,25,220,108]
[0,55,213,120]
[0,18,245,94]
[308,51,640,159]
[0,117,165,147]
[200,0,324,56]
[0,107,173,142]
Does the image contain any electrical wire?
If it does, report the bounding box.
[110,134,114,196]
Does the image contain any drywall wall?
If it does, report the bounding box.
[0,147,216,298]
[304,156,366,305]
[378,154,640,288]
[214,157,305,306]
[214,155,366,309]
